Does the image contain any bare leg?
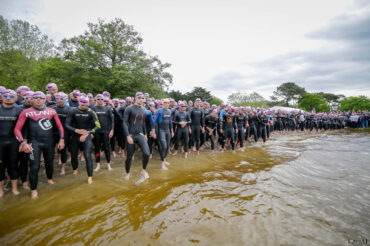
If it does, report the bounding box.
[88,177,92,184]
[125,173,130,181]
[107,163,112,171]
[161,161,168,170]
[94,163,101,172]
[0,181,4,197]
[60,163,66,175]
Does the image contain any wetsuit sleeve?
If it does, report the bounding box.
[153,108,162,132]
[52,109,65,139]
[201,110,204,127]
[90,110,101,134]
[233,116,237,130]
[65,109,76,132]
[109,108,114,131]
[122,107,131,136]
[173,112,179,125]
[169,111,173,129]
[14,110,27,142]
[187,113,191,125]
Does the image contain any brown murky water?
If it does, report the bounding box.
[0,130,369,245]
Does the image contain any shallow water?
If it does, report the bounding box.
[0,130,369,245]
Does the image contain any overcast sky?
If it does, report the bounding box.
[1,0,369,101]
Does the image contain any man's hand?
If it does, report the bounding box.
[80,134,88,142]
[20,142,33,153]
[109,130,114,138]
[58,139,65,150]
[201,127,205,133]
[75,129,88,135]
[127,135,134,144]
[171,131,174,138]
[180,121,186,128]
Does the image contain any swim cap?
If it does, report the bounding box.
[24,91,34,99]
[104,98,109,103]
[102,91,110,97]
[16,86,30,93]
[55,92,67,100]
[112,98,119,104]
[178,102,185,107]
[95,94,104,100]
[195,98,201,102]
[119,99,125,104]
[126,97,133,102]
[46,83,58,90]
[33,91,46,99]
[3,89,17,97]
[135,92,144,98]
[87,93,93,98]
[72,90,80,97]
[144,93,149,97]
[79,96,89,103]
[0,86,6,94]
[148,102,155,107]
[163,98,170,103]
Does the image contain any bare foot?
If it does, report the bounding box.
[47,179,55,185]
[125,173,130,181]
[164,161,170,165]
[184,153,188,159]
[107,164,113,171]
[141,170,149,179]
[12,189,20,195]
[22,182,30,191]
[31,190,38,199]
[121,152,126,159]
[132,154,135,161]
[149,154,152,159]
[161,162,168,170]
[172,151,178,156]
[87,177,92,184]
[112,151,117,158]
[94,163,100,172]
[232,150,236,154]
[60,167,66,175]
[73,169,78,175]
[197,151,200,155]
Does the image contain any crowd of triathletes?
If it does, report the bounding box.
[0,83,368,198]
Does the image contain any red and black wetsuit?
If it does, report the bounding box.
[14,106,64,190]
[0,105,22,181]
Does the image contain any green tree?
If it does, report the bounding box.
[167,90,185,101]
[209,96,223,105]
[298,93,329,112]
[184,87,213,102]
[227,91,268,108]
[273,82,306,107]
[58,18,172,98]
[339,96,370,111]
[0,16,55,58]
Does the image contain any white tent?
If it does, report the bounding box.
[270,106,305,112]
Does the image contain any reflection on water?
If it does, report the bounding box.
[0,130,369,245]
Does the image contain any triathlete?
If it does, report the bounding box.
[14,91,65,199]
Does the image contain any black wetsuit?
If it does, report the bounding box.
[51,104,71,164]
[0,105,22,181]
[248,114,258,142]
[236,113,247,148]
[222,112,237,150]
[111,106,124,151]
[173,110,191,152]
[122,104,149,174]
[258,113,268,142]
[65,107,100,177]
[17,104,32,183]
[190,107,204,151]
[93,106,113,164]
[204,114,218,150]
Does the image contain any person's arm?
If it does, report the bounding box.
[65,109,76,133]
[122,107,131,136]
[52,109,64,139]
[90,109,101,134]
[14,110,27,143]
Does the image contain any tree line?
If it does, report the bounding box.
[227,82,370,112]
[0,16,172,98]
